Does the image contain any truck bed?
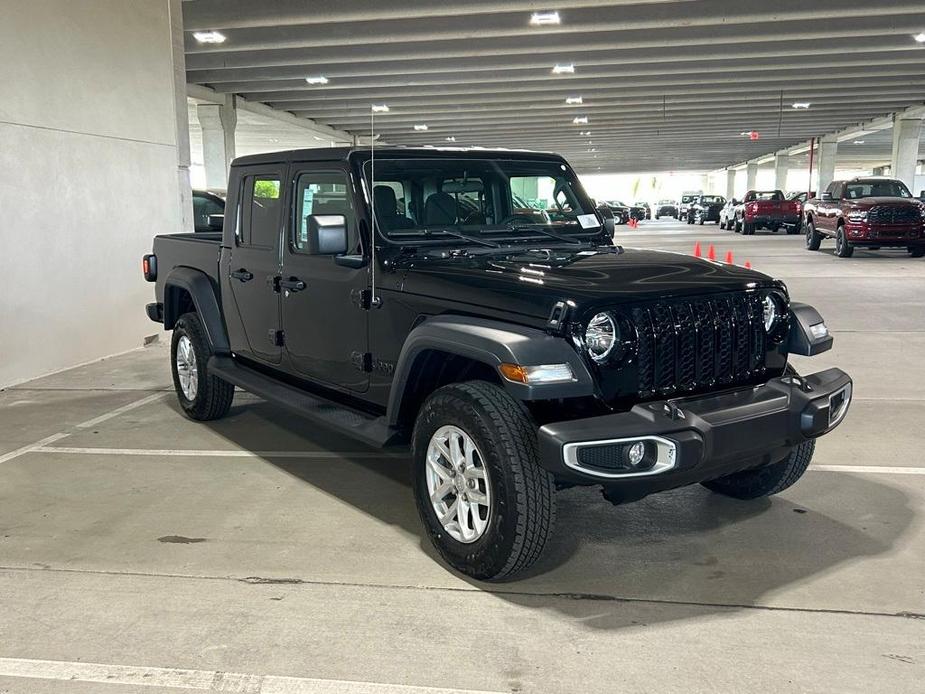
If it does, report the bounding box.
[151,232,223,302]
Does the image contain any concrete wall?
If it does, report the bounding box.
[0,0,180,387]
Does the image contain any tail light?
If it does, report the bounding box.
[142,254,157,282]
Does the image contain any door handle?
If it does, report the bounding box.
[230,269,253,282]
[279,277,306,292]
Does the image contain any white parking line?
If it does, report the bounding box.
[0,656,504,693]
[810,464,925,475]
[34,446,398,459]
[0,393,165,466]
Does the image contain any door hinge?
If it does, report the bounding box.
[351,351,373,372]
[268,329,285,346]
[351,288,373,310]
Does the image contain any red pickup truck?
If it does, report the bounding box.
[803,178,925,258]
[734,190,802,235]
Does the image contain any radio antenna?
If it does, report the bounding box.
[368,105,380,307]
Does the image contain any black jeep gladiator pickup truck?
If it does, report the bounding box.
[144,147,852,580]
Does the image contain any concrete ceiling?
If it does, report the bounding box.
[182,0,925,173]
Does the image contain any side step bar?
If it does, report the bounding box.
[208,356,405,449]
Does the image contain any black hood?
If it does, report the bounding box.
[394,246,777,319]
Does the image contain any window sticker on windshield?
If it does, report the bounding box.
[577,214,599,229]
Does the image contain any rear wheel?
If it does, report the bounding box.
[171,313,234,421]
[909,246,925,258]
[805,220,822,250]
[702,440,815,499]
[412,381,556,581]
[835,226,854,258]
[698,215,705,225]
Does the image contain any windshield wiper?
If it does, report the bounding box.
[391,228,499,248]
[505,224,585,245]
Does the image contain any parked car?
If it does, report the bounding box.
[143,146,851,580]
[688,195,726,225]
[634,201,652,220]
[734,190,802,235]
[655,199,678,219]
[600,200,630,224]
[677,192,700,221]
[603,200,645,223]
[192,190,225,233]
[719,199,739,230]
[803,178,925,258]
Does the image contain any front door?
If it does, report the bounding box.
[280,166,369,393]
[224,167,286,364]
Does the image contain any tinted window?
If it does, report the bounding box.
[192,193,224,233]
[293,171,355,252]
[700,196,725,204]
[240,175,281,247]
[844,180,912,199]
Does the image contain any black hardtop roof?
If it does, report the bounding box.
[231,146,568,168]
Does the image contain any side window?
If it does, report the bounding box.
[293,171,355,252]
[824,181,838,198]
[239,175,281,247]
[192,194,224,233]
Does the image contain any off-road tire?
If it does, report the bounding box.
[171,312,234,421]
[835,225,854,258]
[805,220,822,250]
[734,217,743,233]
[908,246,925,258]
[411,381,556,581]
[702,440,815,499]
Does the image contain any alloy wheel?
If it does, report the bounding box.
[175,335,198,400]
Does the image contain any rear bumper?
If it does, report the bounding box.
[537,368,852,495]
[146,302,164,323]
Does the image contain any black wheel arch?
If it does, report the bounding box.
[387,315,595,428]
[162,267,230,354]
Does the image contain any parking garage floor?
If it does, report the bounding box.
[1,221,923,693]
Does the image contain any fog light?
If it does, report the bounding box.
[809,322,828,340]
[627,441,646,466]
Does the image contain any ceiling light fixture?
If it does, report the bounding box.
[413,124,428,131]
[565,96,583,105]
[853,140,865,144]
[305,76,329,85]
[530,11,561,26]
[552,63,575,74]
[572,116,589,125]
[371,104,390,113]
[792,102,811,109]
[914,32,925,43]
[192,31,226,44]
[445,136,456,142]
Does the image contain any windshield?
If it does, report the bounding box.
[364,157,600,243]
[746,191,784,202]
[844,180,912,199]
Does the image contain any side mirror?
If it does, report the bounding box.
[820,192,833,202]
[207,214,224,231]
[306,214,348,255]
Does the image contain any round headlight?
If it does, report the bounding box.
[585,312,617,362]
[762,295,778,332]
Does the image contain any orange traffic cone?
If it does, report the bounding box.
[707,244,716,261]
[744,260,752,269]
[693,241,702,257]
[725,250,734,264]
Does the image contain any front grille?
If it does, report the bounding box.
[631,293,766,399]
[868,205,921,225]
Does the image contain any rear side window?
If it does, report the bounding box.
[239,175,282,247]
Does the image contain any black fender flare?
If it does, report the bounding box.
[163,267,230,354]
[386,315,595,427]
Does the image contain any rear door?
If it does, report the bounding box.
[279,165,370,393]
[224,167,286,364]
[817,182,839,232]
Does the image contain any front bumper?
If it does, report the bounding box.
[537,368,852,495]
[845,223,924,245]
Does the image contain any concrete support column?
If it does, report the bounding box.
[891,114,922,191]
[746,162,758,190]
[774,153,790,191]
[168,0,192,231]
[197,96,237,191]
[725,169,736,200]
[817,135,838,193]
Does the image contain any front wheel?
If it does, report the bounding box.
[702,440,815,499]
[909,246,925,258]
[412,381,556,581]
[742,221,755,235]
[835,226,854,257]
[171,313,234,420]
[734,217,742,233]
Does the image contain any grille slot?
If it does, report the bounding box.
[868,206,920,225]
[632,293,766,398]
